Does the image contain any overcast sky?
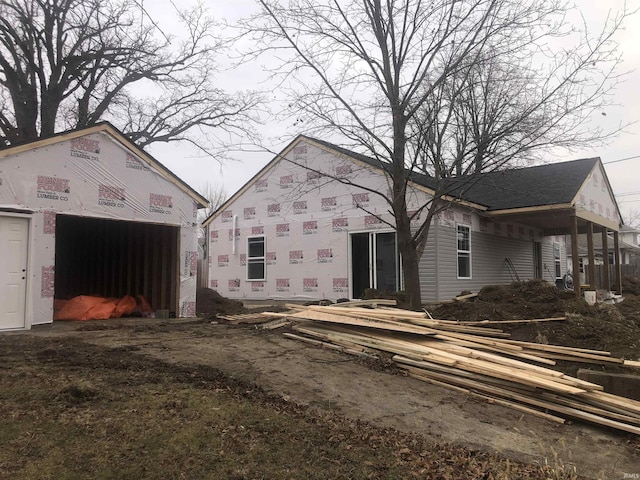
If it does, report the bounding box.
[146,0,640,222]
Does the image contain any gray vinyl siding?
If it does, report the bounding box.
[432,226,536,301]
[418,222,438,302]
[541,239,566,283]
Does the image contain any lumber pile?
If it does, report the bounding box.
[217,312,272,324]
[269,304,640,435]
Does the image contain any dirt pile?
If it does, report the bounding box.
[431,279,586,321]
[623,276,640,296]
[430,279,640,361]
[196,287,246,318]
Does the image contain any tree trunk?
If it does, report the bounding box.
[397,219,422,309]
[391,109,422,309]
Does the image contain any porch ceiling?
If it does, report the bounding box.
[484,207,619,236]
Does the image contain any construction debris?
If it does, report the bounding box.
[268,303,640,436]
[217,312,272,324]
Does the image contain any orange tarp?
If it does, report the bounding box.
[54,294,149,321]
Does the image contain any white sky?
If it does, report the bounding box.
[145,0,640,221]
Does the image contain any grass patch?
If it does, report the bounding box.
[0,335,580,479]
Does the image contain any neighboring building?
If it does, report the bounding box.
[620,225,640,262]
[567,224,640,286]
[202,136,622,302]
[0,123,208,330]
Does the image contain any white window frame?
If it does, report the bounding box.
[456,224,472,279]
[553,242,562,279]
[247,235,266,281]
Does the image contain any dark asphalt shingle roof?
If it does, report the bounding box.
[442,158,599,211]
[305,136,599,211]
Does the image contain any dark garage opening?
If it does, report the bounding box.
[54,214,179,314]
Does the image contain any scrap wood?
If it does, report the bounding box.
[397,362,640,436]
[291,305,624,366]
[470,392,567,424]
[261,318,292,330]
[308,305,428,320]
[538,391,640,426]
[398,361,565,424]
[456,317,567,326]
[294,323,593,394]
[328,299,397,307]
[498,339,612,356]
[580,390,640,416]
[407,318,509,337]
[304,305,512,337]
[281,303,640,435]
[218,313,272,324]
[522,350,624,364]
[624,360,640,368]
[286,308,438,336]
[282,332,370,357]
[455,292,479,301]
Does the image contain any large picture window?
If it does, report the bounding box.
[247,236,265,281]
[457,225,471,279]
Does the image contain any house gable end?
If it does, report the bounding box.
[0,123,208,208]
[572,159,621,226]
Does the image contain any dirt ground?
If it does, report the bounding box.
[20,312,640,479]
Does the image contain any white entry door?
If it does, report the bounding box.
[0,216,29,329]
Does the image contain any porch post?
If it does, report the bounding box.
[601,229,610,292]
[570,215,580,297]
[586,221,596,289]
[614,230,623,294]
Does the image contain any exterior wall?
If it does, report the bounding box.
[207,139,431,301]
[418,223,438,302]
[206,137,571,303]
[418,205,563,301]
[0,132,198,325]
[576,162,621,224]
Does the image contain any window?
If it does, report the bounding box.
[247,236,265,280]
[457,225,471,279]
[553,242,561,278]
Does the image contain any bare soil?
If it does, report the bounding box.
[7,311,636,479]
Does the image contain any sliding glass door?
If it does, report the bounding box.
[350,231,400,299]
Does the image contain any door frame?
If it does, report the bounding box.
[0,211,33,330]
[348,229,401,299]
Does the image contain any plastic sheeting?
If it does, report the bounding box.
[54,295,143,321]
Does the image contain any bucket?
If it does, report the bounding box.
[584,291,596,305]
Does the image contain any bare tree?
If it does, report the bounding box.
[198,181,227,225]
[625,209,640,231]
[0,0,261,156]
[245,0,629,308]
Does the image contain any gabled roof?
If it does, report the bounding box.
[0,122,209,208]
[445,158,600,211]
[307,137,603,212]
[202,134,619,226]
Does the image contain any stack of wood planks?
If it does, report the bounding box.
[266,303,640,435]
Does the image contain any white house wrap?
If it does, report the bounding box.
[0,123,208,330]
[203,136,622,303]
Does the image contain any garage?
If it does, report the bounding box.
[0,123,208,329]
[54,215,180,313]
